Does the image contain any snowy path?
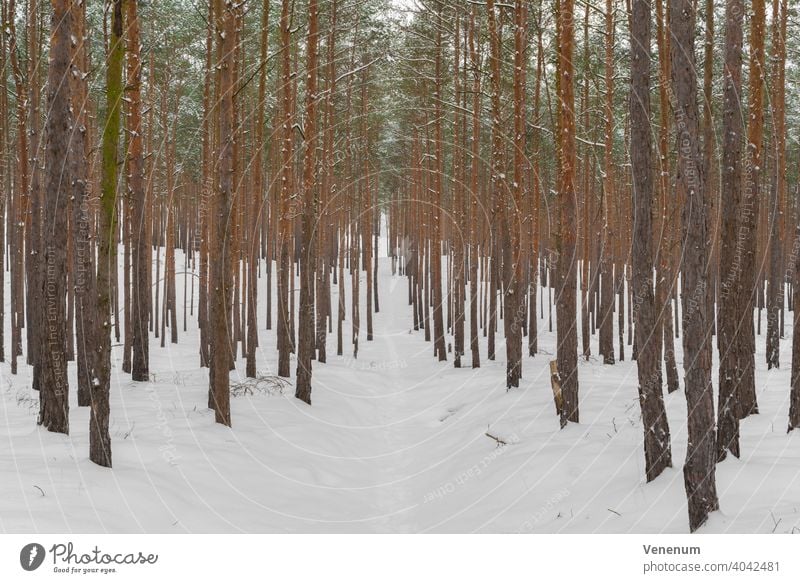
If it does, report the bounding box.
[282,270,433,532]
[2,249,800,533]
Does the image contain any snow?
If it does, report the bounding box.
[2,225,800,533]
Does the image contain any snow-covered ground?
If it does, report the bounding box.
[2,236,799,533]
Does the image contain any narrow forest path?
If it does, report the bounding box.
[293,254,469,533]
[334,266,428,532]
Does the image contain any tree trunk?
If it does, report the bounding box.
[630,0,672,482]
[468,7,481,368]
[791,182,800,430]
[38,0,73,435]
[599,0,615,365]
[452,10,464,369]
[128,0,150,382]
[669,0,719,531]
[277,0,293,378]
[504,0,525,387]
[655,0,679,394]
[93,0,126,467]
[430,2,446,362]
[70,0,94,406]
[736,0,765,418]
[295,0,320,404]
[209,0,235,426]
[716,0,744,460]
[556,0,579,426]
[765,0,786,370]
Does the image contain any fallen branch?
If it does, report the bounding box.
[485,432,508,447]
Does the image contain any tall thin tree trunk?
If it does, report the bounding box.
[717,0,744,460]
[93,0,126,467]
[669,0,719,531]
[7,0,29,378]
[295,0,320,404]
[556,0,579,426]
[209,0,235,426]
[430,2,446,362]
[655,0,679,393]
[468,7,481,368]
[765,0,786,370]
[452,10,464,369]
[198,2,213,368]
[501,0,525,387]
[128,0,150,382]
[276,0,293,378]
[38,0,73,435]
[70,0,94,405]
[791,184,800,431]
[630,0,672,482]
[599,0,615,365]
[736,0,765,418]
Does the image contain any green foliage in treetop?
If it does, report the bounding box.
[5,0,799,207]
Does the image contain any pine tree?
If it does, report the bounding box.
[69,0,94,407]
[247,0,270,379]
[669,0,719,531]
[599,0,615,365]
[128,0,150,382]
[93,0,126,467]
[209,0,236,426]
[766,0,787,370]
[504,0,525,387]
[430,1,446,362]
[38,0,73,435]
[277,0,294,378]
[654,0,679,394]
[556,0,579,426]
[630,0,672,481]
[468,6,482,369]
[295,0,320,404]
[737,0,766,418]
[717,0,744,460]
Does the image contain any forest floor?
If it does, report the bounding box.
[2,243,800,533]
